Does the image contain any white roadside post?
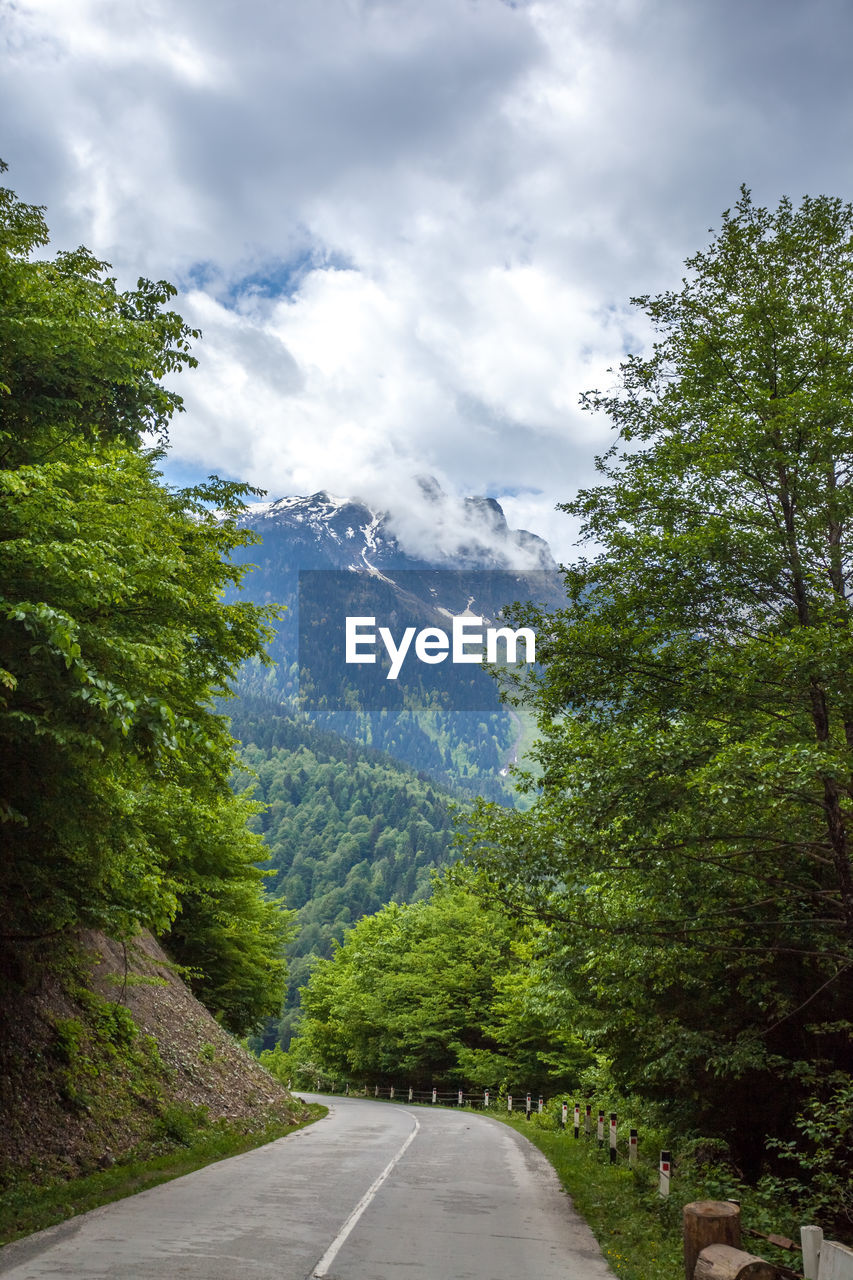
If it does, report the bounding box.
[507,1094,513,1112]
[801,1225,822,1280]
[597,1110,605,1150]
[561,1100,568,1130]
[484,1089,490,1109]
[573,1103,580,1138]
[408,1086,413,1103]
[817,1239,853,1280]
[431,1087,437,1104]
[659,1150,671,1197]
[390,1086,394,1100]
[538,1096,544,1115]
[458,1089,464,1107]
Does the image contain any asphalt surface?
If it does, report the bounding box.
[0,1094,617,1279]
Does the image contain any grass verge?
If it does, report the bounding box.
[0,1104,327,1248]
[491,1110,808,1280]
[492,1113,683,1280]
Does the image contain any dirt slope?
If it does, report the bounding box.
[0,930,307,1184]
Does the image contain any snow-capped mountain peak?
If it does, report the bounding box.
[238,484,555,573]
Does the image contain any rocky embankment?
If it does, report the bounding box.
[0,930,306,1185]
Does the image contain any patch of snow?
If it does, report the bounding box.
[360,548,397,585]
[361,515,381,552]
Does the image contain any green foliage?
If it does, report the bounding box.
[75,991,137,1051]
[50,1018,87,1069]
[44,990,165,1121]
[765,1073,853,1229]
[460,188,853,1178]
[257,1043,294,1085]
[153,1103,210,1147]
[0,163,196,464]
[296,876,591,1090]
[0,165,288,1032]
[239,732,455,921]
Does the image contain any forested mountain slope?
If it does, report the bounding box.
[230,709,460,1047]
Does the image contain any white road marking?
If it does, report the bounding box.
[310,1111,421,1278]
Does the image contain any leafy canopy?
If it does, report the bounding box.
[296,875,590,1091]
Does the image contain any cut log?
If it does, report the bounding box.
[694,1244,777,1279]
[684,1201,743,1280]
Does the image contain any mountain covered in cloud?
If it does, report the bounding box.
[224,486,564,1047]
[226,482,563,797]
[228,481,563,673]
[236,482,556,574]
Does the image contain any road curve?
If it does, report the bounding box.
[0,1094,616,1279]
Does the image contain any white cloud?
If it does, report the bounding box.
[5,0,853,560]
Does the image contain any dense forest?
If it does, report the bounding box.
[292,876,592,1094]
[232,677,520,803]
[228,709,459,1045]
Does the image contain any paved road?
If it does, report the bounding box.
[0,1095,616,1279]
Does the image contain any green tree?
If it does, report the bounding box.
[462,189,853,1170]
[297,884,512,1084]
[296,877,587,1091]
[0,165,289,1031]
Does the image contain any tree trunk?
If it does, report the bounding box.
[693,1244,776,1279]
[683,1201,742,1280]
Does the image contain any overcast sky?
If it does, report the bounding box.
[4,0,853,560]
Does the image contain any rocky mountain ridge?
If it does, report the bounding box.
[235,485,556,574]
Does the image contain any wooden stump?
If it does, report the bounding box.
[684,1201,742,1280]
[693,1244,776,1279]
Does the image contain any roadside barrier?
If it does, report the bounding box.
[310,1081,669,1195]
